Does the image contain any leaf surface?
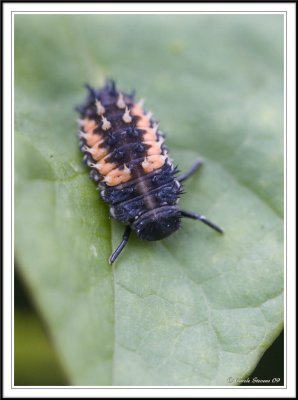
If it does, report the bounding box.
[15,14,283,385]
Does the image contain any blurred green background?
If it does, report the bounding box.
[14,13,284,386]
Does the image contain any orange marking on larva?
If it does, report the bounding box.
[85,132,103,147]
[131,103,144,117]
[142,155,166,173]
[86,145,108,161]
[82,118,97,132]
[142,127,158,141]
[93,159,117,175]
[131,103,151,127]
[104,166,132,186]
[136,114,150,128]
[145,141,163,156]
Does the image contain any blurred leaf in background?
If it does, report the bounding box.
[14,270,68,386]
[14,312,68,386]
[14,14,283,386]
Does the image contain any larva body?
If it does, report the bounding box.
[76,80,223,263]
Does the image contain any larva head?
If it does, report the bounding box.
[131,206,181,241]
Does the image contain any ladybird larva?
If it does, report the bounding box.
[76,80,223,264]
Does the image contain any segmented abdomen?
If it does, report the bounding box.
[77,80,181,223]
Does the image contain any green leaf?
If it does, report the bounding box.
[14,14,283,385]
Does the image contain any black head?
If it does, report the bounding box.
[131,206,181,241]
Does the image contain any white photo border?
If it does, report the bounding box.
[3,2,296,398]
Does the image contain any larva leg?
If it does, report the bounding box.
[109,226,132,264]
[177,160,203,182]
[181,210,224,234]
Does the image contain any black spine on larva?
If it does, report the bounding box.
[77,80,183,241]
